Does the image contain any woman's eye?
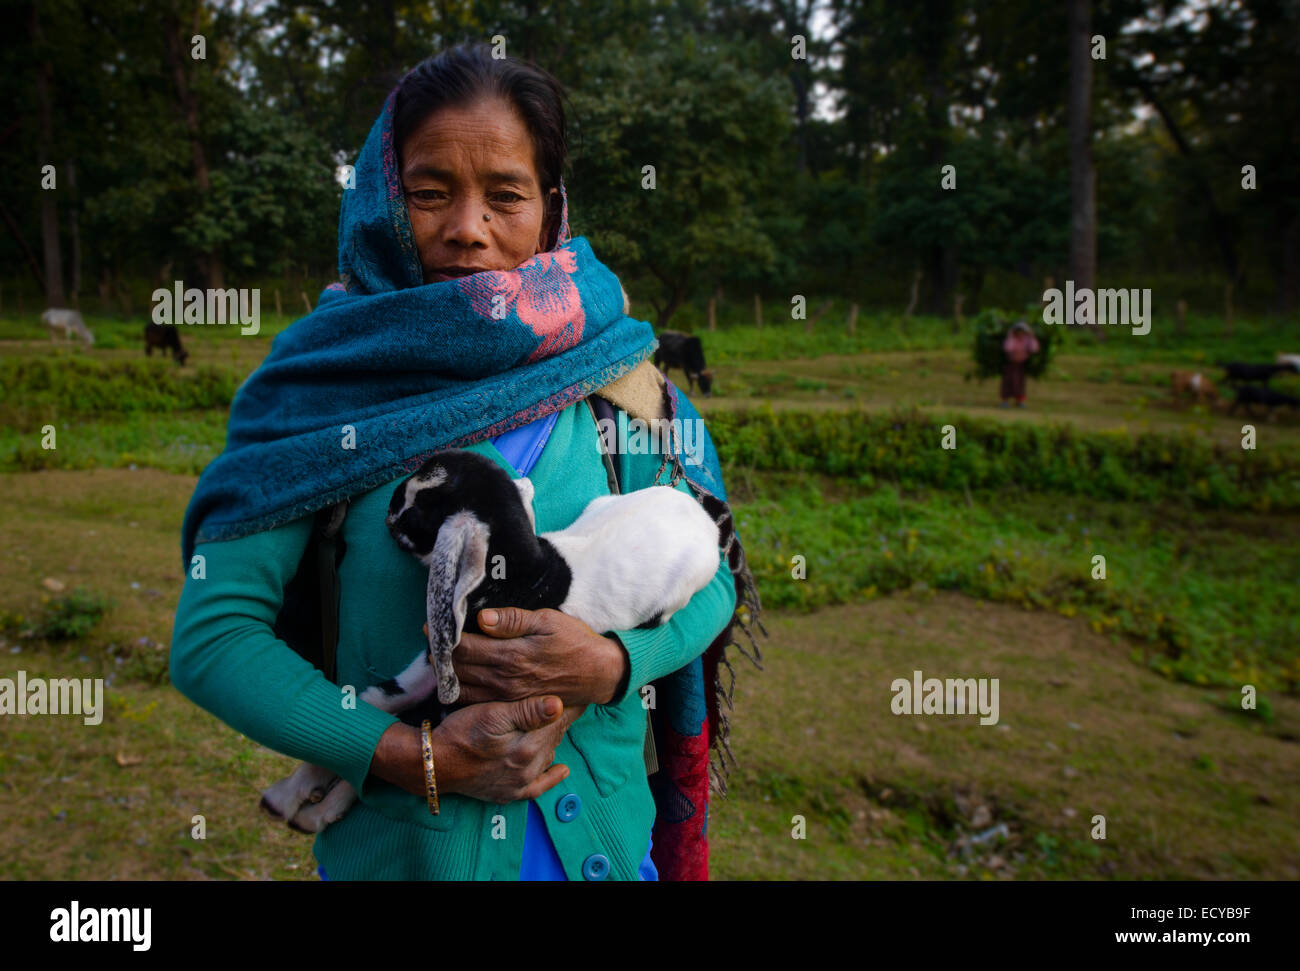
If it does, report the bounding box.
[410,190,444,202]
[495,192,523,204]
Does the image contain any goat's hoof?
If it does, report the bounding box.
[259,795,285,820]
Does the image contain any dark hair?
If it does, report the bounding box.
[393,43,568,230]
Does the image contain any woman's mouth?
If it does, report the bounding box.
[429,266,488,282]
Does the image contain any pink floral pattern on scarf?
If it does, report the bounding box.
[459,249,585,362]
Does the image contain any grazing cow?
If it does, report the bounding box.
[653,330,713,395]
[1276,353,1300,373]
[1229,384,1300,420]
[42,308,94,346]
[1170,370,1219,407]
[1218,361,1296,384]
[144,322,189,365]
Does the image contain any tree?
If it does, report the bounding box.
[567,35,793,327]
[30,2,64,306]
[1067,0,1097,327]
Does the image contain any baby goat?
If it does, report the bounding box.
[262,448,722,832]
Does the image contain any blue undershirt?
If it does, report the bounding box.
[492,409,656,881]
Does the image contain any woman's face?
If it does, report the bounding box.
[399,97,559,283]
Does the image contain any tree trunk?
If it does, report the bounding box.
[905,265,921,317]
[1068,0,1097,333]
[847,302,859,335]
[968,264,986,313]
[707,284,720,331]
[1275,212,1298,315]
[776,1,814,177]
[806,299,833,333]
[164,7,224,290]
[1138,78,1241,295]
[32,5,64,308]
[0,197,46,291]
[66,160,81,305]
[656,284,686,329]
[754,293,763,329]
[98,269,111,315]
[921,245,959,315]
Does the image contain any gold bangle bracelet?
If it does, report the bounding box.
[420,718,440,815]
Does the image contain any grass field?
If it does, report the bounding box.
[1,306,1297,880]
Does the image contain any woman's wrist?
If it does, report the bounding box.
[371,721,464,797]
[600,634,632,705]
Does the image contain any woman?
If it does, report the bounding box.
[170,44,762,881]
[1000,320,1040,408]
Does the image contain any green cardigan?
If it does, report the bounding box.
[170,399,738,880]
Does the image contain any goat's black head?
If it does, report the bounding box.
[386,449,542,704]
[386,449,536,562]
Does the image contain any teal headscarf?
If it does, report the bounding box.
[181,86,657,566]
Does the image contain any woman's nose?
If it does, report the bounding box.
[440,195,489,247]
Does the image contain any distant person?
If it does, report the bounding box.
[1000,320,1040,408]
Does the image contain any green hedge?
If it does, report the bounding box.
[706,406,1300,511]
[0,356,239,429]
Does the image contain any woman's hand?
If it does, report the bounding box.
[439,607,629,707]
[370,696,585,804]
[436,696,586,803]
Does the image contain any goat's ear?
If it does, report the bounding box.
[425,512,490,704]
[512,477,537,534]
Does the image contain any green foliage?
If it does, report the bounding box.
[33,588,113,642]
[873,135,1067,275]
[732,474,1300,692]
[708,405,1300,511]
[967,308,1057,380]
[4,0,1298,321]
[0,356,239,430]
[568,35,793,324]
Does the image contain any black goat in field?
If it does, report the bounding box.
[653,330,714,396]
[144,322,189,365]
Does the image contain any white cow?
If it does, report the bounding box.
[42,308,94,346]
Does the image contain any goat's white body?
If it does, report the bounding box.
[546,486,720,632]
